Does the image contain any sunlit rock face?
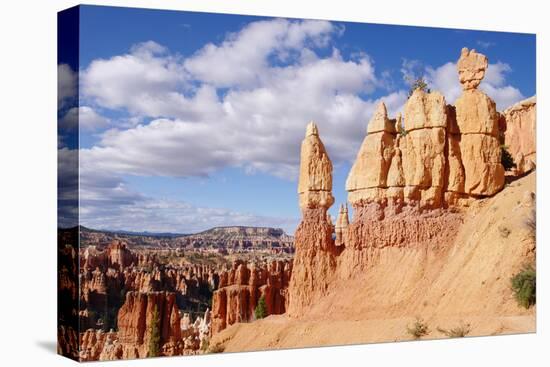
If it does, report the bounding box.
[287,48,514,315]
[503,97,536,175]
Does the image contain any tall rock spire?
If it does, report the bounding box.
[298,121,334,211]
[288,122,337,317]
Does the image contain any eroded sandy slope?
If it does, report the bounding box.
[212,172,536,352]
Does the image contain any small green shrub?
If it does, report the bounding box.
[511,265,536,308]
[254,296,267,320]
[437,322,471,338]
[407,317,430,339]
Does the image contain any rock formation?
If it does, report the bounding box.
[457,47,488,90]
[298,122,335,209]
[80,226,294,254]
[106,241,136,270]
[81,241,140,271]
[503,97,536,175]
[183,226,294,252]
[287,123,340,316]
[116,291,183,358]
[454,48,504,196]
[335,204,349,247]
[346,47,504,210]
[80,329,121,361]
[346,103,396,203]
[57,228,79,360]
[287,48,509,315]
[79,304,212,361]
[77,242,220,359]
[211,259,292,334]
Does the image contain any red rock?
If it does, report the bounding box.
[117,291,182,358]
[211,260,292,334]
[287,123,338,317]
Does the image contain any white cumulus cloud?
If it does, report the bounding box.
[81,19,407,181]
[184,18,338,88]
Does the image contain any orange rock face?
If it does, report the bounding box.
[211,259,292,334]
[298,122,335,210]
[454,90,504,196]
[338,204,464,278]
[503,97,536,175]
[346,103,396,203]
[287,207,338,316]
[401,90,448,207]
[116,291,183,358]
[457,47,488,90]
[287,123,340,316]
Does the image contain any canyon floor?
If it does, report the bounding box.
[212,172,536,352]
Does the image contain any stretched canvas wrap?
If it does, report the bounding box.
[57,4,537,362]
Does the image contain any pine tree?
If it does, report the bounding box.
[254,296,267,320]
[148,305,161,357]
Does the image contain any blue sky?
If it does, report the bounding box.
[58,5,535,234]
